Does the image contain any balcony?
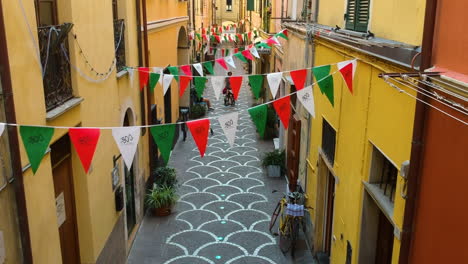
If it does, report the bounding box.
[38,23,74,112]
[114,19,126,73]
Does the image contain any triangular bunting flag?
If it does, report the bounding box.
[221,49,225,57]
[112,127,140,169]
[266,37,280,45]
[234,52,248,63]
[216,58,228,71]
[203,61,214,75]
[167,66,179,81]
[248,31,252,40]
[128,68,135,85]
[297,85,315,118]
[149,73,161,93]
[187,119,210,157]
[179,76,192,97]
[69,128,100,173]
[250,47,260,58]
[248,75,263,99]
[337,60,357,94]
[273,96,291,129]
[163,74,174,95]
[267,72,282,98]
[218,112,238,147]
[225,56,236,68]
[0,123,4,137]
[242,50,254,60]
[248,104,268,138]
[194,76,208,99]
[277,32,289,40]
[321,75,335,106]
[19,126,54,174]
[193,63,204,76]
[180,65,192,76]
[150,124,176,164]
[229,76,243,100]
[210,76,225,100]
[290,69,307,90]
[313,65,331,94]
[138,67,150,91]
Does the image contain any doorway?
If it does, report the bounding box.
[51,134,81,264]
[323,170,335,256]
[287,113,301,191]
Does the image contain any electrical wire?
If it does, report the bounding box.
[406,75,468,103]
[18,0,43,72]
[426,76,468,95]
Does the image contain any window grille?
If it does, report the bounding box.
[322,119,336,165]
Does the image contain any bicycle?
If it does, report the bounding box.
[269,191,312,258]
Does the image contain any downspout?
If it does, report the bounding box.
[399,0,437,263]
[0,1,33,262]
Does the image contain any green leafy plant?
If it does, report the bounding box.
[145,185,178,209]
[262,150,286,170]
[153,167,177,188]
[190,104,206,118]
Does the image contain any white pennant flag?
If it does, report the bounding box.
[128,68,135,84]
[112,127,141,169]
[225,56,236,68]
[250,47,260,58]
[218,112,238,147]
[204,45,209,55]
[297,85,315,118]
[267,72,282,98]
[337,59,357,79]
[210,76,225,100]
[0,123,5,137]
[162,74,174,95]
[152,67,164,84]
[193,63,204,76]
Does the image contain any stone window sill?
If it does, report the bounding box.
[46,97,84,121]
[363,181,395,223]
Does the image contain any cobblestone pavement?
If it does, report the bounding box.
[128,57,313,264]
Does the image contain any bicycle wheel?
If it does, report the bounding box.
[290,217,301,258]
[269,201,282,234]
[279,217,292,254]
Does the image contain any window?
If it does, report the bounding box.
[345,0,370,32]
[226,0,232,11]
[247,0,255,11]
[112,0,126,73]
[322,119,336,165]
[369,146,397,202]
[35,0,58,26]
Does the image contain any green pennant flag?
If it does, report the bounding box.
[168,66,179,81]
[239,46,245,51]
[235,35,239,42]
[150,124,176,164]
[149,73,160,93]
[313,65,334,106]
[213,48,217,56]
[248,104,268,138]
[225,49,230,56]
[210,35,215,42]
[202,61,214,75]
[234,53,248,63]
[254,30,258,38]
[256,42,271,49]
[196,33,201,40]
[19,126,54,174]
[248,75,263,99]
[313,65,331,94]
[195,77,208,99]
[277,32,289,40]
[224,36,228,42]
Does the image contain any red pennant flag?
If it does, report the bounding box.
[290,69,307,90]
[273,96,291,129]
[69,128,101,173]
[202,34,208,41]
[198,42,202,51]
[241,50,254,60]
[233,24,237,28]
[139,67,150,91]
[180,65,192,76]
[266,37,280,45]
[248,44,254,49]
[219,26,222,32]
[210,47,213,54]
[216,58,228,71]
[221,49,225,57]
[237,34,243,41]
[283,29,289,37]
[179,76,192,97]
[187,119,210,157]
[202,28,206,34]
[338,60,356,94]
[248,31,252,40]
[215,35,221,43]
[229,76,243,100]
[228,35,233,42]
[234,48,239,53]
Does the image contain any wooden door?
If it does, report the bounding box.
[286,114,301,191]
[52,135,80,264]
[375,210,394,264]
[125,165,136,236]
[324,171,335,255]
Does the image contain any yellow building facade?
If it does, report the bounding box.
[280,0,427,263]
[1,0,148,263]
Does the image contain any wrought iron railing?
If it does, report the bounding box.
[114,19,126,73]
[38,23,74,111]
[375,159,397,202]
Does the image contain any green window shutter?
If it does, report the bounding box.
[355,0,370,32]
[247,0,255,11]
[345,0,369,32]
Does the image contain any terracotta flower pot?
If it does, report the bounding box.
[154,206,171,217]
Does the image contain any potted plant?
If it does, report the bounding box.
[145,185,178,216]
[262,150,285,177]
[146,167,178,216]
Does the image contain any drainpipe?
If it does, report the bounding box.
[0,1,33,262]
[399,0,437,263]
